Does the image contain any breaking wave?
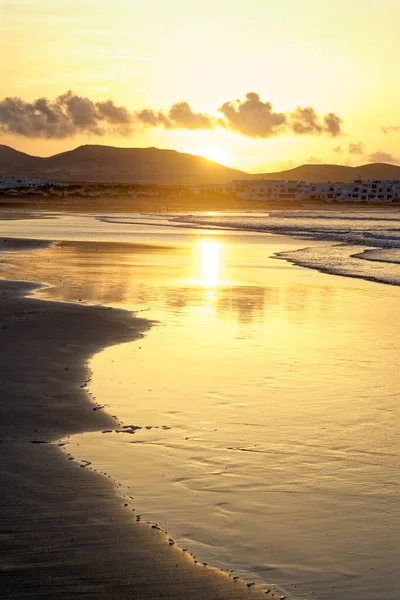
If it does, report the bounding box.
[171,211,400,286]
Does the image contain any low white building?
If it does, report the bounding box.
[188,184,233,196]
[335,180,400,203]
[232,179,400,204]
[232,180,310,201]
[0,177,67,189]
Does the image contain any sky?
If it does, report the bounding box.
[1,0,399,172]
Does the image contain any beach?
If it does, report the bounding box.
[0,239,271,599]
[0,211,398,600]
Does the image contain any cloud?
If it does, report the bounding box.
[289,107,342,137]
[0,90,343,140]
[333,145,342,153]
[288,107,342,137]
[135,108,171,128]
[323,112,342,137]
[0,91,134,138]
[290,106,322,135]
[96,100,132,125]
[218,92,287,138]
[367,150,400,164]
[306,156,323,163]
[381,125,400,134]
[136,103,215,130]
[167,101,214,130]
[348,141,364,155]
[218,94,342,138]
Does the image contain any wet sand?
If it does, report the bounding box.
[0,241,272,598]
[1,216,397,599]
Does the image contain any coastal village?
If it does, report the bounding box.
[206,178,400,203]
[1,176,400,204]
[0,177,68,189]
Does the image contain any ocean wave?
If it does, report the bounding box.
[352,248,400,266]
[275,245,400,287]
[172,212,400,286]
[266,210,400,222]
[95,211,400,286]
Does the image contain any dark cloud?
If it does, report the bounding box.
[218,94,342,138]
[0,96,73,138]
[218,92,287,138]
[135,108,171,128]
[96,100,132,125]
[367,150,400,164]
[290,106,322,135]
[0,90,343,140]
[348,141,364,155]
[381,125,400,134]
[59,92,100,132]
[0,91,134,138]
[167,101,214,130]
[323,112,342,137]
[292,106,344,137]
[0,92,218,138]
[135,102,215,130]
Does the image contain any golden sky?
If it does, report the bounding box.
[1,0,399,171]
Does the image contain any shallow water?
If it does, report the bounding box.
[172,210,400,286]
[1,211,399,600]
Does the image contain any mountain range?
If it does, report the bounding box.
[1,144,400,185]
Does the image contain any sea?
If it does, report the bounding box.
[1,209,399,600]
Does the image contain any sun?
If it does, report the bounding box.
[194,145,230,166]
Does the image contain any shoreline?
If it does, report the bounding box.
[273,246,400,288]
[1,213,397,599]
[0,241,273,599]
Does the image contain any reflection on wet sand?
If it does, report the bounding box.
[195,241,223,287]
[0,238,336,329]
[1,231,398,600]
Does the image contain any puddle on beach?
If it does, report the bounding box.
[1,216,398,600]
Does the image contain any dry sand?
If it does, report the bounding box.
[0,239,272,599]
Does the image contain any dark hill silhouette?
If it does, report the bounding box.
[253,162,400,183]
[1,144,400,184]
[0,144,39,174]
[0,145,246,185]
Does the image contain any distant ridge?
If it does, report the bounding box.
[252,162,400,183]
[0,144,39,173]
[1,144,400,184]
[0,144,246,185]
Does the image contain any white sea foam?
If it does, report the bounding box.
[170,211,400,285]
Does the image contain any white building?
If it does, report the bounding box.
[335,180,400,203]
[232,180,311,201]
[232,179,400,204]
[0,177,67,189]
[188,183,233,196]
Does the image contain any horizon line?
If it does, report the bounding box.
[1,143,399,174]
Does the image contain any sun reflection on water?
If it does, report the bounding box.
[198,241,222,287]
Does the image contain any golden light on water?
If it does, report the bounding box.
[198,241,222,287]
